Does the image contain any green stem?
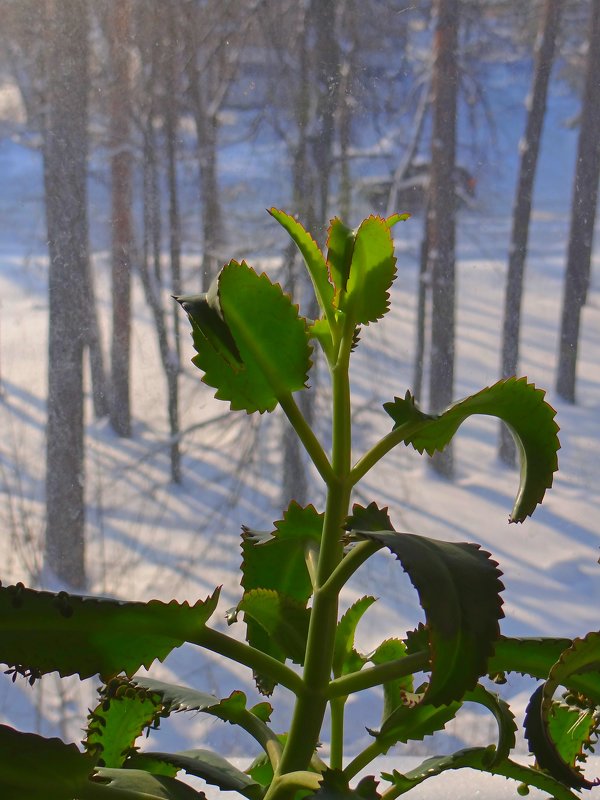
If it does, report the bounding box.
[319,539,382,601]
[279,392,334,484]
[350,420,426,486]
[330,696,346,770]
[194,627,304,696]
[343,740,387,781]
[328,651,429,699]
[272,329,354,784]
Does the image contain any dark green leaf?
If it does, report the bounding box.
[345,502,394,533]
[92,767,204,799]
[351,530,504,705]
[464,684,517,764]
[0,583,219,681]
[0,724,94,800]
[383,378,560,522]
[131,750,261,799]
[372,694,462,747]
[524,685,597,790]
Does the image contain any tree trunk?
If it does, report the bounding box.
[427,0,459,478]
[108,0,133,437]
[499,0,562,464]
[556,0,600,403]
[43,0,89,589]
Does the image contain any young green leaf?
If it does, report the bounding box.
[269,208,336,325]
[383,377,560,521]
[332,596,377,679]
[349,531,504,705]
[84,683,164,767]
[238,589,311,666]
[338,216,397,327]
[0,583,219,681]
[326,217,356,299]
[368,638,413,722]
[182,260,312,413]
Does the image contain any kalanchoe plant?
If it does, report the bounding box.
[0,210,598,800]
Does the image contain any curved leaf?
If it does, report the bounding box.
[182,260,311,413]
[339,216,396,326]
[0,583,219,681]
[383,377,560,521]
[128,679,279,759]
[92,767,204,799]
[464,684,517,764]
[382,747,582,800]
[371,693,462,747]
[351,530,504,705]
[131,750,261,799]
[524,633,600,790]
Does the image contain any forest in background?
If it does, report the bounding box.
[0,0,598,597]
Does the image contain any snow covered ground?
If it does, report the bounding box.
[0,69,598,795]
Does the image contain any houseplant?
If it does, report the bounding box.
[0,210,597,799]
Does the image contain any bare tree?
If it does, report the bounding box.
[499,0,562,464]
[43,0,89,588]
[107,0,134,436]
[427,0,459,478]
[556,0,600,403]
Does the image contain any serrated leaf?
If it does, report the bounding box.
[238,589,310,665]
[385,212,411,228]
[350,531,504,705]
[382,747,582,800]
[524,685,598,790]
[524,632,600,789]
[369,639,413,722]
[547,702,598,770]
[371,694,462,747]
[383,377,560,522]
[92,767,204,799]
[326,217,356,298]
[307,769,381,800]
[183,261,311,413]
[339,216,396,326]
[269,208,335,322]
[241,503,323,691]
[85,684,163,767]
[0,724,95,800]
[0,583,219,681]
[333,596,377,679]
[464,684,517,764]
[130,750,261,799]
[124,679,278,757]
[345,502,394,533]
